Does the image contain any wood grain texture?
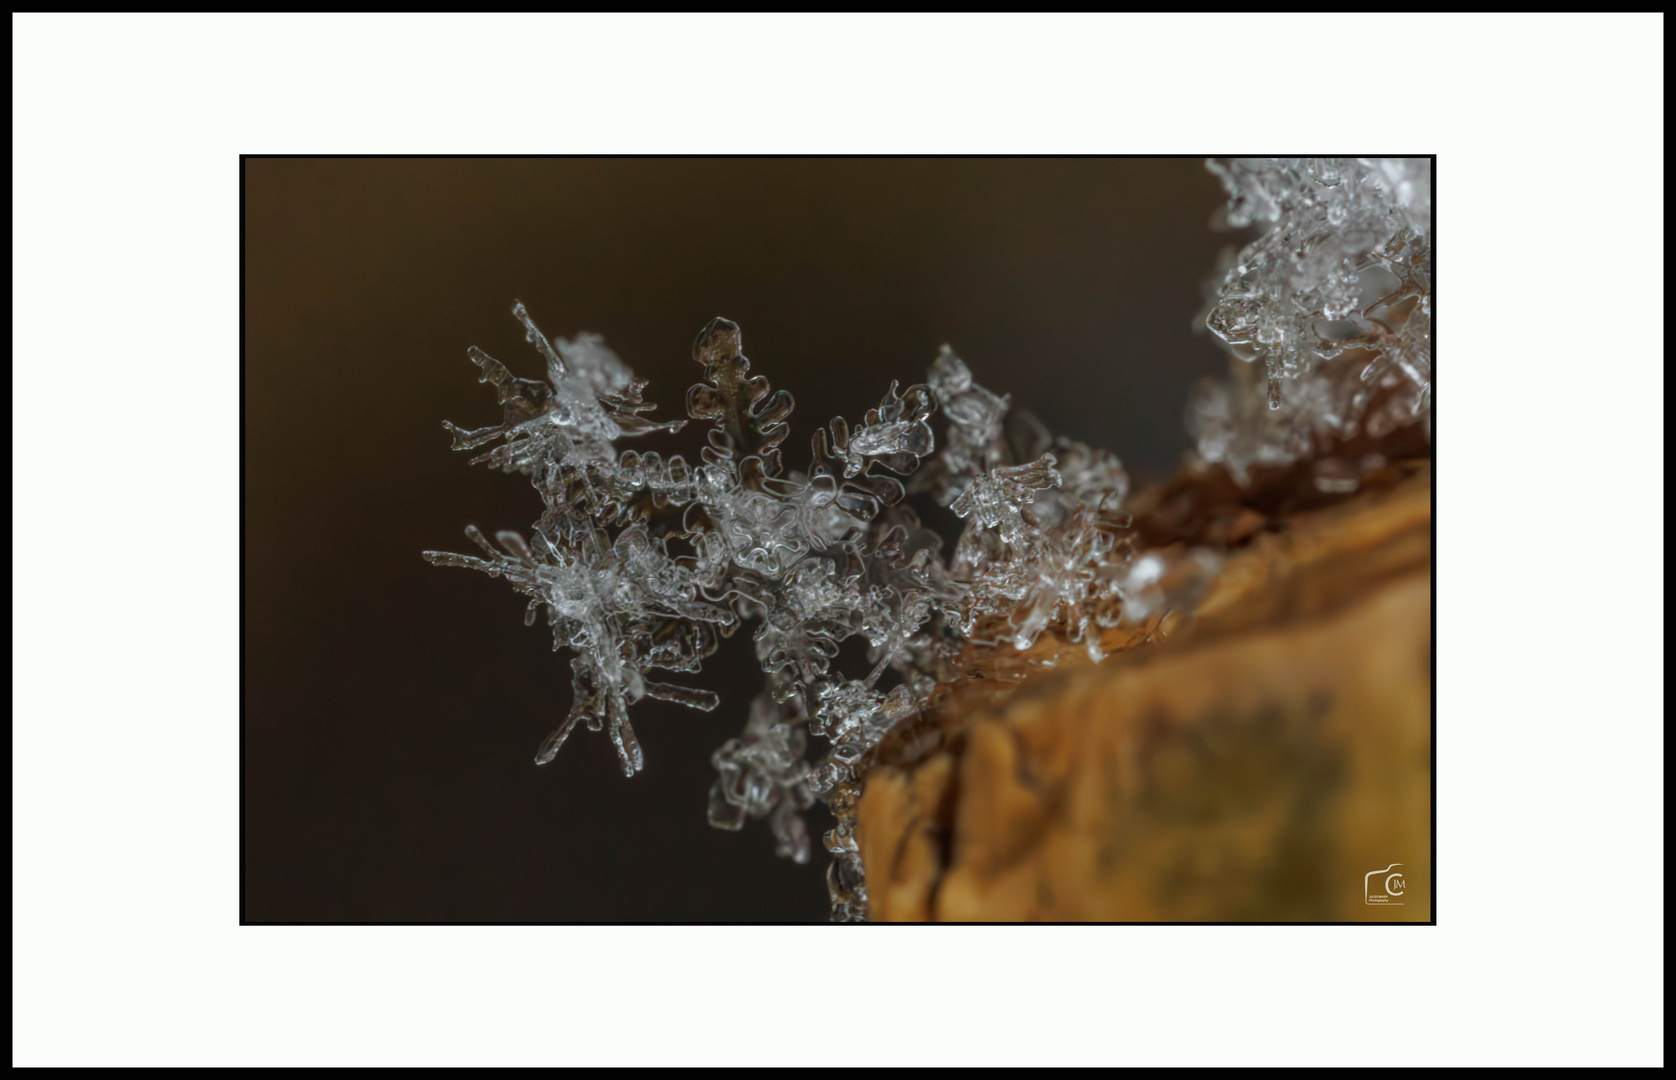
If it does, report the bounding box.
[857,461,1431,921]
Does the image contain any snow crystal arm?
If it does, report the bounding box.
[685,317,795,480]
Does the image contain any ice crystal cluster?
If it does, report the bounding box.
[427,158,1431,920]
[426,307,1144,920]
[1190,158,1432,486]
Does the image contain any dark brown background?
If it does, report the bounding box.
[243,158,1231,922]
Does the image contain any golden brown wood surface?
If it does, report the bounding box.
[856,460,1432,921]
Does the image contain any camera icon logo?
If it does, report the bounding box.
[1365,863,1406,905]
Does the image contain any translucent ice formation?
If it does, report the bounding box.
[428,158,1432,920]
[427,307,1146,920]
[1190,158,1432,484]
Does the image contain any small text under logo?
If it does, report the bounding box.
[1365,863,1405,905]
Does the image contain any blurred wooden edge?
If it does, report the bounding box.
[857,459,1431,921]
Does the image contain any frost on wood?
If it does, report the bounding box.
[426,158,1432,921]
[1190,158,1432,487]
[426,309,1147,921]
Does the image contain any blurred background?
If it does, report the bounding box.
[242,157,1231,922]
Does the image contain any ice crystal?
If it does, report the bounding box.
[427,302,1155,920]
[429,159,1423,920]
[1190,158,1432,484]
[707,692,816,863]
[922,356,1135,660]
